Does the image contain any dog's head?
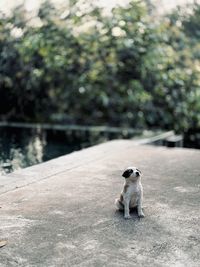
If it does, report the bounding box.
[122,166,141,180]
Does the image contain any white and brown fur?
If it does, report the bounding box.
[115,166,145,219]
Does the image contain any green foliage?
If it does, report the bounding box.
[0,0,200,132]
[181,3,200,39]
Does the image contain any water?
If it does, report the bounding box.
[1,125,198,174]
[0,126,133,174]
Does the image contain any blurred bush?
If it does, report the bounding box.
[0,0,200,132]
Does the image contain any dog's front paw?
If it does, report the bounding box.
[124,214,131,219]
[138,212,145,218]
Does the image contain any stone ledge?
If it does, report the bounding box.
[0,140,199,266]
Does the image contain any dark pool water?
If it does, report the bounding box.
[0,126,132,174]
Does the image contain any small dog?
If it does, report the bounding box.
[115,166,145,219]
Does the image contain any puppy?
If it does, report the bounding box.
[115,166,145,219]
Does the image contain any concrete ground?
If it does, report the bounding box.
[0,140,199,267]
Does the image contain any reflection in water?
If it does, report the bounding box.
[25,129,45,165]
[0,126,130,174]
[0,127,47,174]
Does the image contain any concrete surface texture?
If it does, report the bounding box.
[0,140,199,267]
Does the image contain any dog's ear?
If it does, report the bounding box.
[136,168,142,174]
[122,169,133,178]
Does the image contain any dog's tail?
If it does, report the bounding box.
[115,198,124,211]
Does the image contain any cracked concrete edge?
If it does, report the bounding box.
[0,130,189,195]
[0,140,132,195]
[132,130,174,145]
